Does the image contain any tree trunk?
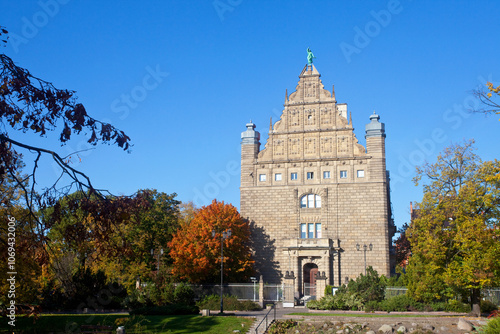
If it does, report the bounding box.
[469,288,481,317]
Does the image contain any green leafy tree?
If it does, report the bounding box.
[45,189,180,292]
[406,140,500,316]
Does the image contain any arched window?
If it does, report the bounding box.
[300,194,321,208]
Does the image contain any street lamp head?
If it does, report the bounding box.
[356,243,360,251]
[363,244,367,251]
[369,243,373,251]
[222,229,232,239]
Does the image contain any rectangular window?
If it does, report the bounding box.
[308,194,314,208]
[316,223,322,238]
[307,172,314,180]
[301,223,322,238]
[308,223,314,239]
[323,171,330,179]
[300,224,306,239]
[340,170,347,178]
[291,172,297,180]
[357,170,365,178]
[259,174,266,182]
[275,173,282,181]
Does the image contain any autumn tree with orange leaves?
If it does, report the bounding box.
[169,200,254,284]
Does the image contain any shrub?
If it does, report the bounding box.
[430,300,470,313]
[123,282,196,310]
[267,319,297,334]
[308,268,384,311]
[122,288,150,309]
[478,316,500,334]
[173,283,195,305]
[196,294,261,311]
[347,267,386,304]
[481,300,498,314]
[307,295,336,310]
[364,300,381,312]
[307,290,364,311]
[381,294,414,312]
[382,272,406,287]
[129,304,199,315]
[364,294,427,312]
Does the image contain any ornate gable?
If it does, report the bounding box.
[258,65,366,162]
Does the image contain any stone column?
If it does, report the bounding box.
[283,271,295,307]
[315,271,328,300]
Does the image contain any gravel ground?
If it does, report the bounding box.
[278,312,488,333]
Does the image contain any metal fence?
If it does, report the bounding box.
[188,283,294,302]
[483,288,500,306]
[189,284,500,306]
[385,287,408,299]
[189,284,259,301]
[263,284,283,302]
[385,287,500,306]
[303,283,316,298]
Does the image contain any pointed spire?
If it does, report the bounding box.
[269,117,273,133]
[285,89,288,103]
[332,85,336,100]
[349,112,352,126]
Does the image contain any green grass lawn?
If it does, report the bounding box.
[0,314,254,333]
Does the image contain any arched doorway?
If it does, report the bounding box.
[303,263,318,297]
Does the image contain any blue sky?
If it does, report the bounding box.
[2,0,499,232]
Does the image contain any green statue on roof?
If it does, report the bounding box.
[307,47,316,65]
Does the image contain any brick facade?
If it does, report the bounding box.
[240,64,395,297]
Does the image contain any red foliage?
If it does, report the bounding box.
[168,200,254,284]
[488,309,500,319]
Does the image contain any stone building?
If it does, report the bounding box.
[240,64,395,299]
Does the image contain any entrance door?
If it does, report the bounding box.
[303,263,318,297]
[310,267,318,287]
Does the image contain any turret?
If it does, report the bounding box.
[241,121,260,187]
[365,112,386,181]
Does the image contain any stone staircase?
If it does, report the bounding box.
[247,316,277,334]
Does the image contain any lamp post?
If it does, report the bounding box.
[212,228,231,314]
[356,243,373,275]
[250,277,257,302]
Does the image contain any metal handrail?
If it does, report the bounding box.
[255,304,276,334]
